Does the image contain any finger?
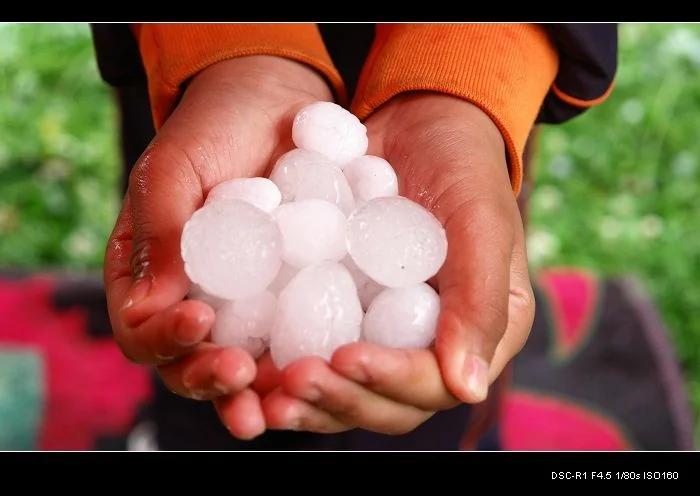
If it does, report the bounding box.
[157,344,257,400]
[214,389,266,441]
[262,388,349,434]
[282,357,433,435]
[435,199,514,404]
[104,194,135,313]
[330,343,459,411]
[104,195,146,353]
[104,148,210,365]
[114,298,214,365]
[120,141,204,329]
[252,351,283,397]
[488,226,535,381]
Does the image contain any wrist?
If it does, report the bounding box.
[188,55,334,104]
[369,92,507,171]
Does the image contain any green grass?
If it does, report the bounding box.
[529,24,700,441]
[0,23,119,269]
[0,23,698,442]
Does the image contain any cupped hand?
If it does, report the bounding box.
[261,93,535,435]
[104,55,333,440]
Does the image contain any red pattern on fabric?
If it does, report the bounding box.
[538,269,598,361]
[500,390,631,450]
[0,277,152,450]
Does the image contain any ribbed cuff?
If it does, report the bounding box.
[134,23,346,129]
[351,24,559,195]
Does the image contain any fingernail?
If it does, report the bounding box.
[463,354,489,402]
[284,405,302,430]
[212,381,229,396]
[173,309,207,346]
[155,353,176,363]
[121,276,152,311]
[301,384,322,402]
[286,417,302,431]
[189,389,208,401]
[344,362,369,384]
[182,368,196,391]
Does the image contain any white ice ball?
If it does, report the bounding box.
[346,196,447,288]
[270,262,363,368]
[269,149,335,201]
[342,155,398,204]
[181,200,283,299]
[205,177,281,213]
[292,101,368,164]
[187,283,227,310]
[274,200,347,268]
[363,283,440,349]
[211,291,276,358]
[342,256,385,311]
[270,149,355,214]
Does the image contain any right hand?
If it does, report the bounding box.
[103,55,333,440]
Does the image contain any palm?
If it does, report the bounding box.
[366,94,533,391]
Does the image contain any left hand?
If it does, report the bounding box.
[254,93,536,435]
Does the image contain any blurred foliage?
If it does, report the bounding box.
[529,23,700,439]
[0,23,119,269]
[0,23,698,440]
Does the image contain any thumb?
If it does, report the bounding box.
[434,199,514,404]
[119,139,204,328]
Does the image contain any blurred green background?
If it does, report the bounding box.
[0,23,698,441]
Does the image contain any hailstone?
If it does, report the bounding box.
[363,283,440,349]
[205,177,281,213]
[274,199,347,268]
[342,155,399,204]
[211,291,276,358]
[346,196,447,288]
[292,101,368,164]
[270,262,362,368]
[181,200,283,299]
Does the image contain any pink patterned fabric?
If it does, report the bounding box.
[501,390,631,450]
[0,277,151,450]
[538,268,598,361]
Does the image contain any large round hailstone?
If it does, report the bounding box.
[211,291,276,358]
[346,197,447,288]
[342,256,385,311]
[292,101,368,164]
[270,262,363,368]
[363,283,440,349]
[205,177,281,213]
[181,200,283,299]
[295,164,355,215]
[269,149,335,202]
[188,283,227,310]
[342,155,399,204]
[270,149,354,214]
[274,199,347,268]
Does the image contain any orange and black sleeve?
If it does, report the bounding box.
[351,24,559,195]
[121,23,616,195]
[130,23,346,129]
[350,24,616,195]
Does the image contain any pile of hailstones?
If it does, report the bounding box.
[182,102,447,369]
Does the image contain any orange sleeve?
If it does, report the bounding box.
[132,23,345,129]
[351,24,559,195]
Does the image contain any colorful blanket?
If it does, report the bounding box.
[0,269,693,450]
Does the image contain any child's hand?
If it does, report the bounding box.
[260,93,535,434]
[103,55,333,440]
